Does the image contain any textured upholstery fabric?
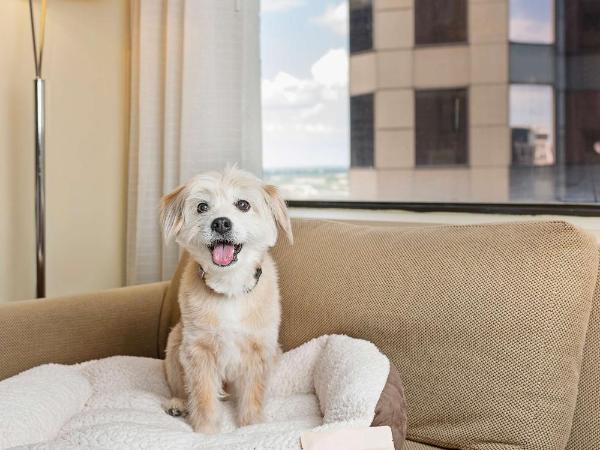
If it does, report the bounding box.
[402,441,444,450]
[0,282,168,381]
[566,250,600,450]
[269,219,597,450]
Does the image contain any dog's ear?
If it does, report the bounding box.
[160,184,186,242]
[263,184,293,245]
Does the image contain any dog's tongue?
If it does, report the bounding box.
[212,243,235,266]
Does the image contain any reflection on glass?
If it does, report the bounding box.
[415,0,468,45]
[350,0,372,53]
[510,85,555,166]
[510,0,555,44]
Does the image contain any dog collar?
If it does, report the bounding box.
[197,265,262,294]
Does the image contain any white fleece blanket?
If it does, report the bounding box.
[0,335,390,450]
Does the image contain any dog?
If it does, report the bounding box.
[160,167,293,434]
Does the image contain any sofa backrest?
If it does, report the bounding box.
[566,251,600,450]
[160,218,600,449]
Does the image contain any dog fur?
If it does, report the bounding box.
[160,167,293,434]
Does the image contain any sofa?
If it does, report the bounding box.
[1,218,598,450]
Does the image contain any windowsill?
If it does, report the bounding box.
[289,206,600,242]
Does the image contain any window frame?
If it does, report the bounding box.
[285,199,600,217]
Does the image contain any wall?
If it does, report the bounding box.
[0,0,130,302]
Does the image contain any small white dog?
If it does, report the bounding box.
[160,167,293,434]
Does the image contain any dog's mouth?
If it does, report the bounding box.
[208,240,243,267]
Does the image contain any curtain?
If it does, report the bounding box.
[127,0,262,284]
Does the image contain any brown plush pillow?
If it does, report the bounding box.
[372,364,408,449]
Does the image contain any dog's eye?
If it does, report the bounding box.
[235,200,250,212]
[197,202,209,213]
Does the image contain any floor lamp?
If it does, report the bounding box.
[28,0,47,298]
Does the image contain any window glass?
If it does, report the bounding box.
[261,0,600,204]
[350,0,373,53]
[261,0,350,199]
[566,0,600,53]
[415,0,468,45]
[509,0,554,44]
[350,94,374,167]
[510,85,554,166]
[416,89,468,166]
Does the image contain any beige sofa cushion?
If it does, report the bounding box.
[566,250,600,450]
[270,219,598,450]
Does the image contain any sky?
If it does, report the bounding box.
[260,0,556,170]
[509,0,555,44]
[260,0,349,170]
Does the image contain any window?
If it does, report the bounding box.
[350,0,372,53]
[415,0,468,46]
[416,89,468,166]
[566,0,600,54]
[350,94,374,167]
[261,0,600,205]
[510,85,554,166]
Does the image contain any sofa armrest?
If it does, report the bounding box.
[0,282,169,381]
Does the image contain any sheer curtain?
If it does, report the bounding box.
[127,0,262,284]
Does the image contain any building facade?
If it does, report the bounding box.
[349,0,600,202]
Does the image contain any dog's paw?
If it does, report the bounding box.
[163,397,188,417]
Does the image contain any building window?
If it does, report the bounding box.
[509,0,555,44]
[350,0,372,53]
[416,89,468,166]
[566,0,600,54]
[510,85,555,166]
[415,0,467,46]
[350,94,374,167]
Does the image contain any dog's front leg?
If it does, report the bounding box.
[237,342,269,427]
[180,341,221,434]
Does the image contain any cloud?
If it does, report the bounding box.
[261,0,305,13]
[510,18,553,44]
[509,85,553,130]
[313,3,348,36]
[311,48,348,86]
[262,72,321,109]
[261,48,349,169]
[262,48,348,110]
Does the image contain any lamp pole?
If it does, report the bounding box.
[28,0,47,298]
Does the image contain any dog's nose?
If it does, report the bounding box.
[211,217,232,235]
